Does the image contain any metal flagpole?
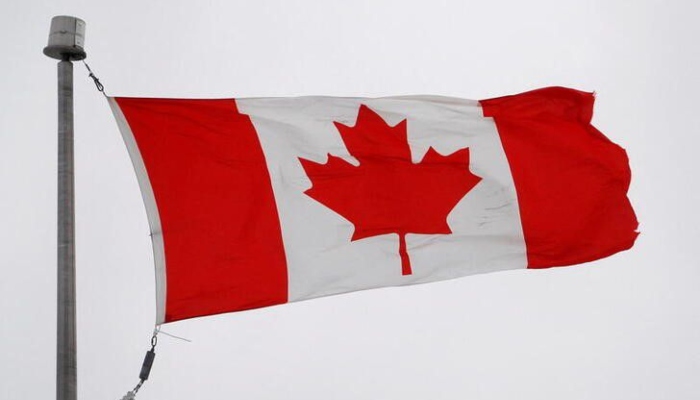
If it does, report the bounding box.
[44,16,87,400]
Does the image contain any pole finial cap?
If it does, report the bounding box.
[43,16,87,61]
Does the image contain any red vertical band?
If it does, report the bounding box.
[116,98,288,322]
[481,87,638,268]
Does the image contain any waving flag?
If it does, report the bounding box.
[109,87,638,324]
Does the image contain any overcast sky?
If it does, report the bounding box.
[1,0,699,399]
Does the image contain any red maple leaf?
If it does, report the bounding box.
[299,105,482,275]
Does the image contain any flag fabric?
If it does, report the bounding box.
[108,87,638,324]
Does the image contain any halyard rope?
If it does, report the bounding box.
[119,328,159,400]
[81,60,105,94]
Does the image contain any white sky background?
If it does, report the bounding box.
[1,0,699,399]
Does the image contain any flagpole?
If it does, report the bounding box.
[44,16,87,400]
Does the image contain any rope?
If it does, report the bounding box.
[119,329,159,400]
[158,329,192,343]
[81,60,105,94]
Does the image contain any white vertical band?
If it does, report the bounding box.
[237,95,527,303]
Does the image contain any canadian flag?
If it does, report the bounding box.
[109,87,638,324]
